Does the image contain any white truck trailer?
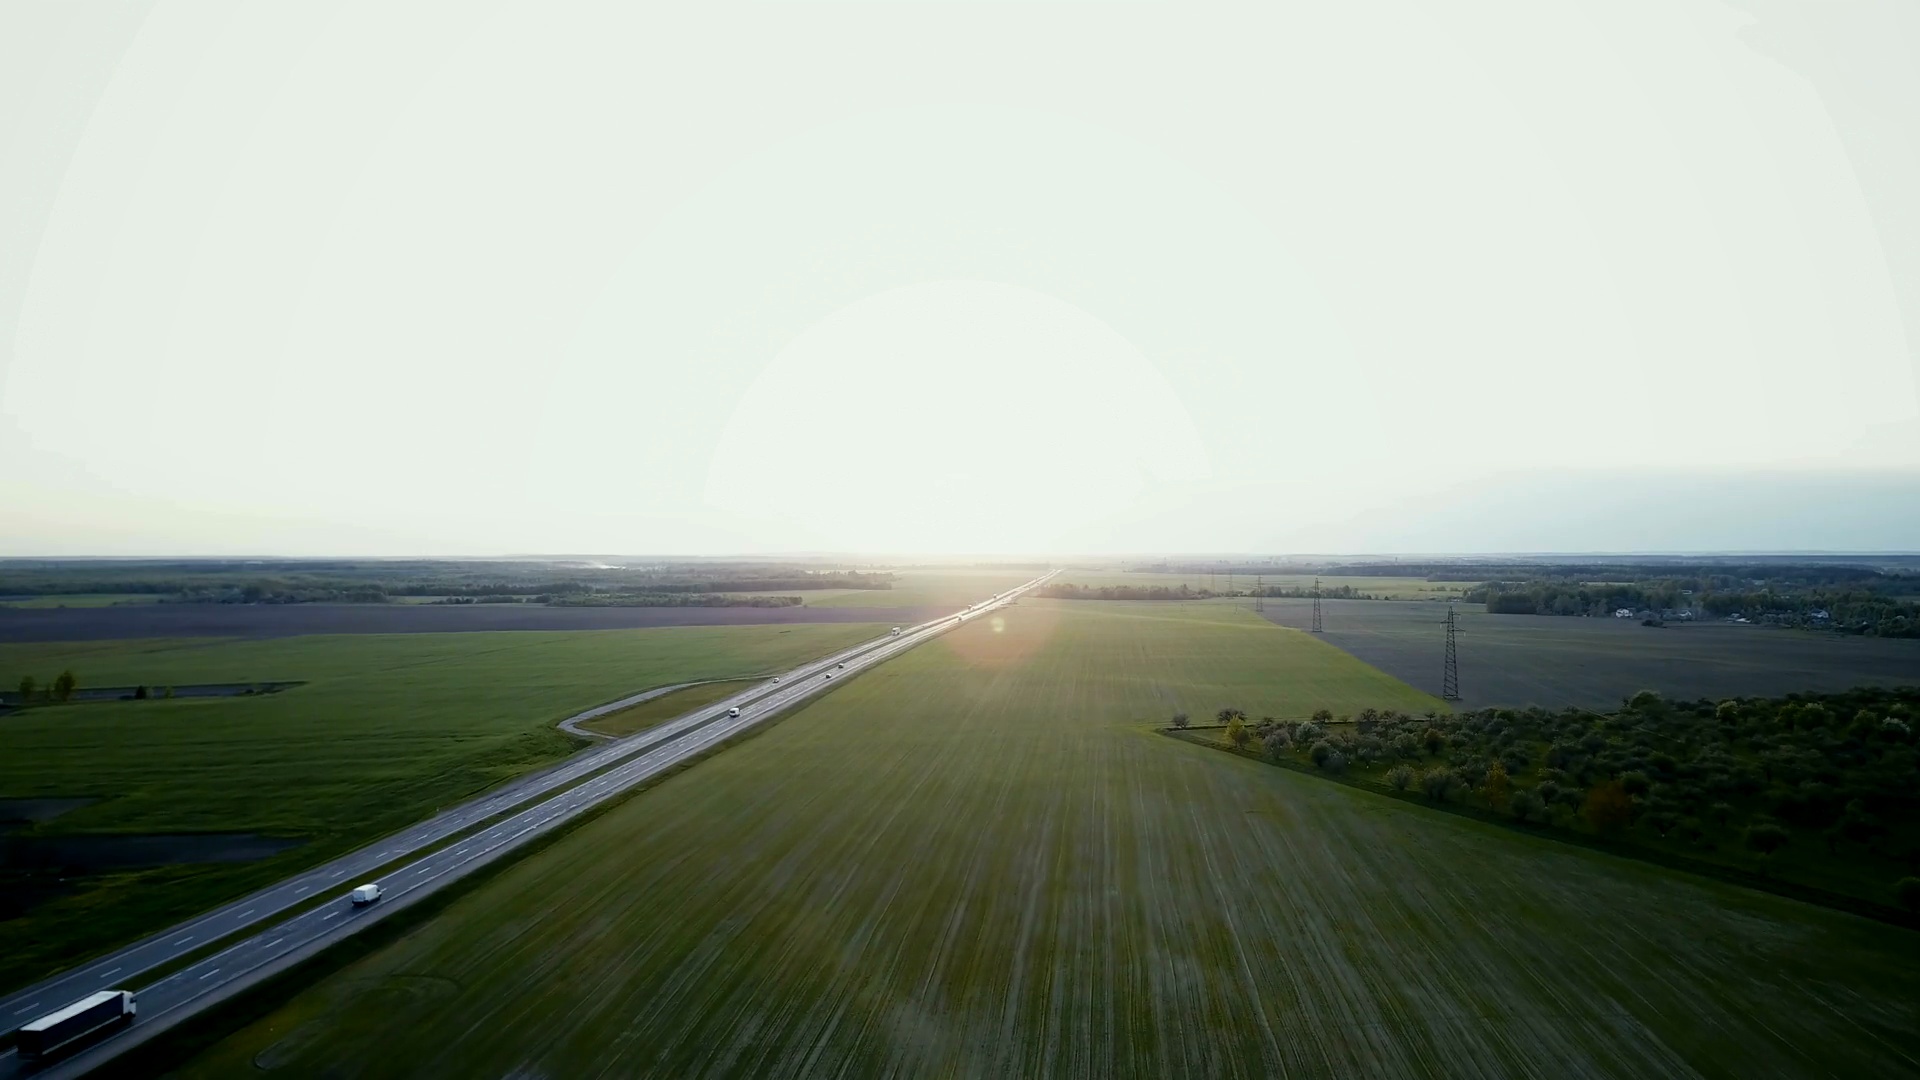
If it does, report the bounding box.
[15,989,135,1059]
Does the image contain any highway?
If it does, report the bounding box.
[1,572,1054,1077]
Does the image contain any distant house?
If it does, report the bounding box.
[1613,608,1635,618]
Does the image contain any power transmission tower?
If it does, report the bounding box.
[1442,603,1462,701]
[1310,576,1324,633]
[1254,574,1265,612]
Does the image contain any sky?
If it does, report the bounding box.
[3,1,1918,557]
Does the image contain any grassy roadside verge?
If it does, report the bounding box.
[0,623,884,995]
[579,680,761,737]
[82,684,828,1079]
[1164,726,1919,929]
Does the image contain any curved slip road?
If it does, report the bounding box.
[556,681,711,740]
[0,627,919,1031]
[2,573,1054,1078]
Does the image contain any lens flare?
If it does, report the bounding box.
[942,604,1060,670]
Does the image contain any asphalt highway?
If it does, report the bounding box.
[2,572,1054,1077]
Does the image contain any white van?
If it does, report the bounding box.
[727,706,741,718]
[350,883,383,905]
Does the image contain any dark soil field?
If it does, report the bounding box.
[1258,598,1920,710]
[0,603,943,643]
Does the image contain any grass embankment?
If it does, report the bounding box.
[0,623,882,994]
[579,680,761,737]
[171,602,1920,1078]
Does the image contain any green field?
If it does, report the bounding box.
[580,680,760,737]
[169,602,1919,1078]
[1054,569,1474,601]
[0,623,881,993]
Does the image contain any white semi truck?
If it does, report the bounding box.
[15,989,135,1060]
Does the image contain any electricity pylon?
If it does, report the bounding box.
[1442,603,1462,701]
[1311,576,1324,633]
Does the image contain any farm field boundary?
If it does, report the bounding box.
[1164,727,1917,929]
[1257,598,1920,709]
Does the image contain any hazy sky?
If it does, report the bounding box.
[4,1,1918,556]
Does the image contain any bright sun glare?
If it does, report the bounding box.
[704,281,1211,552]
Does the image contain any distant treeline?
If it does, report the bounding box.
[163,586,390,605]
[1138,560,1919,587]
[545,594,804,608]
[382,574,891,598]
[1206,685,1920,915]
[1040,584,1220,601]
[1250,584,1367,599]
[0,565,893,606]
[1040,583,1378,602]
[1470,580,1920,638]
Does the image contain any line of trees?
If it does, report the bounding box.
[1468,579,1920,636]
[383,573,893,598]
[1039,584,1221,601]
[9,670,77,705]
[0,563,898,603]
[1248,584,1368,599]
[1039,582,1392,602]
[545,594,804,608]
[1186,685,1920,909]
